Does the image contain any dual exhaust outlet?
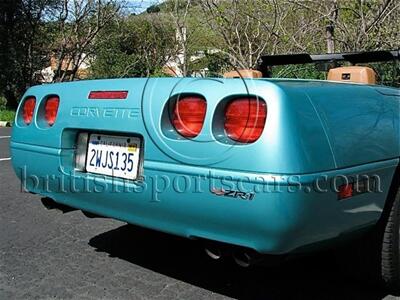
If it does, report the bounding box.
[204,243,262,268]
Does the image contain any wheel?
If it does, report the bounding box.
[381,183,400,291]
[336,178,400,293]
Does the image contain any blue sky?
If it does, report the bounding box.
[123,0,163,13]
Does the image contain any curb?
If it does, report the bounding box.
[0,121,10,127]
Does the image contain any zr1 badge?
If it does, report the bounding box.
[211,188,255,201]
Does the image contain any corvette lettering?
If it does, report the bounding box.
[70,107,139,119]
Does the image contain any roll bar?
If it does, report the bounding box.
[257,50,399,69]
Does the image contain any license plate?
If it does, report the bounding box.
[85,134,141,180]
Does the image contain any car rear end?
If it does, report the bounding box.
[10,77,397,255]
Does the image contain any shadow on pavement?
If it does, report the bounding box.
[89,224,389,300]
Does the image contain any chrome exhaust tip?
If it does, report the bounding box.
[232,251,252,267]
[232,249,263,268]
[204,244,223,260]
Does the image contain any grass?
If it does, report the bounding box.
[0,110,16,124]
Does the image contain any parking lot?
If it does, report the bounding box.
[0,126,397,299]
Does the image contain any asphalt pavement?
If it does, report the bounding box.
[0,127,397,299]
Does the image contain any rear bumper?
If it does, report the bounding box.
[11,141,398,254]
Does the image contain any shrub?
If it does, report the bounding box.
[0,110,16,124]
[0,96,6,110]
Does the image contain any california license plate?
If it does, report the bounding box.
[86,134,141,180]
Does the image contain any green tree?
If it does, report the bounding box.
[0,0,57,109]
[90,13,176,78]
[200,0,281,69]
[50,0,120,82]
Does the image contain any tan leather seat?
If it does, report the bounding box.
[327,66,376,84]
[223,69,262,78]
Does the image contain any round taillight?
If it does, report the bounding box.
[172,96,207,138]
[224,98,267,143]
[23,97,36,125]
[45,96,60,126]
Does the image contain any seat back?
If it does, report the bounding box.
[327,66,376,84]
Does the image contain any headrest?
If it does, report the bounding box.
[327,66,376,84]
[223,69,262,78]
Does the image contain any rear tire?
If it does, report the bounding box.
[337,182,400,293]
[381,184,400,291]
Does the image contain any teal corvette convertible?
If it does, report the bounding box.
[11,50,400,289]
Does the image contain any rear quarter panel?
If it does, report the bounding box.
[294,81,400,168]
